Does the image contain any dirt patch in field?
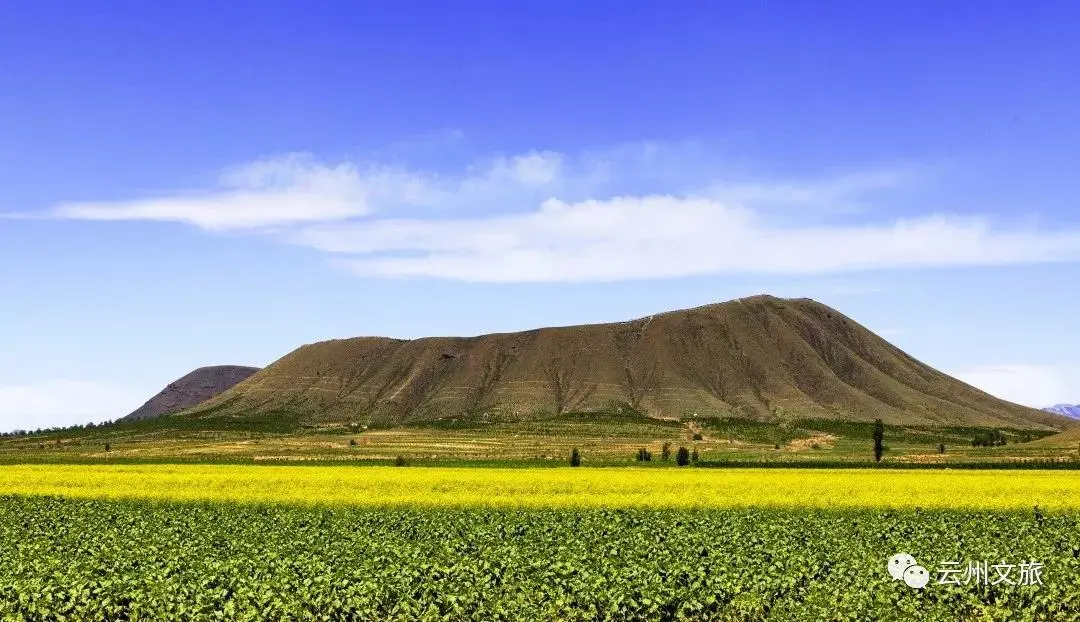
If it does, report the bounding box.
[786,434,836,451]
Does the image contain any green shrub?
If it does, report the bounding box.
[872,419,884,463]
[972,430,1007,447]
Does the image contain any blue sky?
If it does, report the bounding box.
[2,1,1078,431]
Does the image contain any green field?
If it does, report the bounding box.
[1,414,1070,467]
[1,496,1075,621]
[4,424,1080,620]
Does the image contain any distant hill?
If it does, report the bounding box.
[177,296,1073,431]
[1044,404,1080,419]
[123,366,260,421]
[1023,410,1080,444]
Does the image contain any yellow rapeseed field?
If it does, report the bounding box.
[2,464,1080,509]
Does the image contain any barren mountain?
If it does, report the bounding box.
[1044,404,1080,419]
[180,296,1073,431]
[123,366,261,421]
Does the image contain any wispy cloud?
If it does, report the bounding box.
[953,364,1080,408]
[301,198,1080,282]
[42,150,572,230]
[25,143,1080,282]
[48,154,433,231]
[714,169,913,215]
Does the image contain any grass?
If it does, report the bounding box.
[3,415,1073,466]
[4,464,1080,510]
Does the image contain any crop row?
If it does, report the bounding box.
[4,465,1080,510]
[0,496,1077,620]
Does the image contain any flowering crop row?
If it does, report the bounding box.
[1,465,1079,510]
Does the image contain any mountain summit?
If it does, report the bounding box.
[180,296,1071,431]
[123,366,260,421]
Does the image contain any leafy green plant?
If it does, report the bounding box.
[0,497,1076,621]
[972,429,1008,447]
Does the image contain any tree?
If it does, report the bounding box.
[972,429,1007,447]
[661,442,672,461]
[636,447,652,462]
[570,448,582,467]
[104,442,111,452]
[394,455,407,466]
[676,446,691,466]
[938,442,946,454]
[872,419,884,463]
[691,447,700,463]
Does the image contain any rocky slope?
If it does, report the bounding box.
[180,296,1073,431]
[123,366,260,421]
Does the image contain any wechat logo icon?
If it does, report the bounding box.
[888,553,930,589]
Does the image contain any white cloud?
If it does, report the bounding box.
[483,151,563,186]
[0,380,146,432]
[953,364,1079,408]
[45,150,570,231]
[717,169,910,206]
[294,195,1080,282]
[51,154,385,230]
[29,144,1080,282]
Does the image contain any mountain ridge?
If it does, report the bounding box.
[1044,404,1080,419]
[177,296,1073,431]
